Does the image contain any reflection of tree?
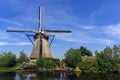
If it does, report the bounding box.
[37,72,54,80]
[17,71,55,80]
[17,71,76,80]
[17,71,28,80]
[73,73,120,80]
[0,72,16,80]
[54,72,81,80]
[98,73,120,80]
[1,72,120,80]
[53,72,67,80]
[17,71,38,80]
[75,72,81,77]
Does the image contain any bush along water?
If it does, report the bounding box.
[0,51,16,68]
[95,45,120,73]
[36,57,60,69]
[64,45,120,73]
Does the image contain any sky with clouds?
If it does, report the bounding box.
[0,0,120,58]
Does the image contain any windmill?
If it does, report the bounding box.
[7,6,72,61]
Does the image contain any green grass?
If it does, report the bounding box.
[0,63,22,72]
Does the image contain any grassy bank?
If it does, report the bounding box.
[0,63,22,72]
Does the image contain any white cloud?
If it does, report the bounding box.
[89,12,96,25]
[45,8,96,32]
[79,25,95,30]
[0,17,23,26]
[0,30,10,40]
[44,8,110,45]
[17,42,32,46]
[104,23,120,38]
[89,38,114,45]
[55,31,114,45]
[44,7,115,45]
[0,41,31,46]
[0,42,7,46]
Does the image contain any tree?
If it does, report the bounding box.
[52,58,60,67]
[18,51,29,63]
[112,45,120,63]
[79,46,92,56]
[82,60,98,73]
[36,58,60,68]
[0,51,16,67]
[95,46,120,72]
[36,57,45,68]
[64,48,82,67]
[112,45,120,71]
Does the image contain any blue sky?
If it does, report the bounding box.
[0,0,120,58]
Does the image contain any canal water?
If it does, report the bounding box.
[0,71,120,80]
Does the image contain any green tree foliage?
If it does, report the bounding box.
[52,58,60,67]
[79,46,92,56]
[36,57,44,68]
[82,60,98,73]
[64,48,82,67]
[112,45,120,63]
[17,51,29,63]
[95,45,120,72]
[36,58,60,68]
[0,51,16,67]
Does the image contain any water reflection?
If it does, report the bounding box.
[0,71,120,80]
[0,72,16,80]
[16,71,72,80]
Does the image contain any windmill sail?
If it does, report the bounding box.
[38,6,42,32]
[45,30,71,33]
[7,29,37,32]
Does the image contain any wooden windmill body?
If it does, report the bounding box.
[30,33,52,59]
[7,7,71,61]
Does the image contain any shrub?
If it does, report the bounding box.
[64,48,82,67]
[81,60,98,73]
[36,57,60,69]
[0,51,16,67]
[17,50,29,63]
